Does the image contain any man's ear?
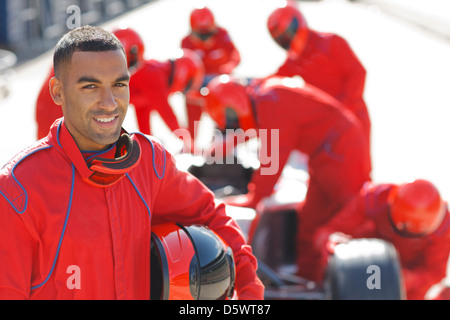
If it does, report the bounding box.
[49,77,63,105]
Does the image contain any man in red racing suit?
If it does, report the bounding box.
[204,75,372,282]
[128,49,204,136]
[0,119,263,299]
[181,6,241,149]
[314,180,450,299]
[0,26,263,300]
[267,2,370,145]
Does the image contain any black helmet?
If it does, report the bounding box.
[150,223,235,300]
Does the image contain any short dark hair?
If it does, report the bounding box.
[53,25,125,77]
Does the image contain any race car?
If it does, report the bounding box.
[183,148,405,300]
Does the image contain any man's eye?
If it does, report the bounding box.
[115,83,127,87]
[83,84,96,89]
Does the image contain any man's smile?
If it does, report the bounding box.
[93,115,120,128]
[94,116,117,123]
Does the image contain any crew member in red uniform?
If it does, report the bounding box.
[203,75,372,282]
[181,6,241,150]
[35,27,204,139]
[267,1,370,144]
[314,179,450,299]
[0,26,263,300]
[127,47,204,136]
[36,67,66,139]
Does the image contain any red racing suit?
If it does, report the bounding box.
[35,69,63,140]
[181,27,240,76]
[35,61,180,139]
[246,77,372,282]
[181,27,241,144]
[128,59,180,135]
[274,30,370,143]
[314,182,450,300]
[0,119,263,300]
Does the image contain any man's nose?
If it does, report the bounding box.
[99,88,118,109]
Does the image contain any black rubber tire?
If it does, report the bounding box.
[325,238,405,300]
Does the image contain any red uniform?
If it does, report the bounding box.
[35,61,180,139]
[181,27,240,76]
[0,119,263,299]
[128,59,180,135]
[246,77,371,281]
[181,27,241,143]
[35,69,63,140]
[314,182,450,300]
[274,31,370,142]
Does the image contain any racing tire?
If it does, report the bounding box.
[325,238,405,300]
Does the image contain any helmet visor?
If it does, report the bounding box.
[193,30,216,41]
[186,225,236,300]
[274,16,299,50]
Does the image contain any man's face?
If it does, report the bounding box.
[51,50,130,151]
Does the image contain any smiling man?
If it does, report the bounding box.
[51,49,130,150]
[0,26,263,300]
